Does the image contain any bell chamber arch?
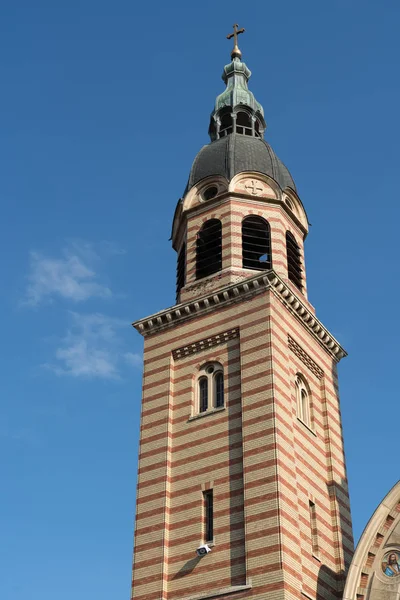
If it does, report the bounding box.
[209,105,265,141]
[242,216,272,270]
[195,219,222,280]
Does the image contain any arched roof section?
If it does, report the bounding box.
[343,480,400,600]
[185,135,296,195]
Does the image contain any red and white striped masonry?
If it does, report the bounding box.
[131,191,353,600]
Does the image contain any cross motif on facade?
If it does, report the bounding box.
[245,180,263,195]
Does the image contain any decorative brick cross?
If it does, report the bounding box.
[245,180,263,195]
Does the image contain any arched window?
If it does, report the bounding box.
[213,106,265,140]
[196,363,224,415]
[176,242,186,299]
[236,111,252,136]
[286,231,302,291]
[215,372,224,408]
[220,112,233,137]
[199,377,208,413]
[295,374,311,426]
[196,219,222,280]
[242,216,271,270]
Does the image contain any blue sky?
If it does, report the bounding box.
[1,1,400,598]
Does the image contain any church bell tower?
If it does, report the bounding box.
[131,28,354,600]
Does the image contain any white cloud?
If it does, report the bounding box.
[124,352,143,367]
[23,242,113,306]
[44,312,142,380]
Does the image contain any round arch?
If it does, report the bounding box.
[343,480,400,600]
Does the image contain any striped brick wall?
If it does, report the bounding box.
[179,196,310,308]
[131,284,353,600]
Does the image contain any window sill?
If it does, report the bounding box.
[241,266,270,272]
[301,591,315,600]
[297,417,317,437]
[312,553,321,562]
[188,406,226,422]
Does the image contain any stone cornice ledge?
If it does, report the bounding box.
[180,583,252,600]
[132,270,347,361]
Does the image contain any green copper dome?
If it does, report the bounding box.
[214,58,264,116]
[208,55,266,141]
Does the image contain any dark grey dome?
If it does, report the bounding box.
[186,134,296,193]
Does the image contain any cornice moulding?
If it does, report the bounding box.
[132,270,347,361]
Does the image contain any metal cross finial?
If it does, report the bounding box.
[226,24,245,59]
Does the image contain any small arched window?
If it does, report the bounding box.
[199,377,208,413]
[215,372,224,408]
[236,112,252,136]
[196,219,222,280]
[285,197,294,211]
[286,231,302,291]
[196,363,224,415]
[176,242,186,300]
[295,374,311,427]
[220,112,233,137]
[242,216,271,270]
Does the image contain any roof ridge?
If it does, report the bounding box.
[227,134,235,181]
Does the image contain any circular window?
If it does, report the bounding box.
[382,551,400,577]
[206,365,215,375]
[203,186,218,201]
[285,197,294,211]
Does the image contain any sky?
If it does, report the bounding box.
[1,1,400,598]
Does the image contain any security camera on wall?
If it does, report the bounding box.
[196,544,211,556]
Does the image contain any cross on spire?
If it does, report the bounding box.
[226,24,245,59]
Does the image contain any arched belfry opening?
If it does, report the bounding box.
[242,216,271,270]
[236,111,252,136]
[219,108,233,137]
[176,242,186,300]
[196,219,222,280]
[209,105,265,141]
[286,231,303,290]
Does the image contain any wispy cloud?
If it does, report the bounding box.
[124,352,143,368]
[44,312,142,380]
[23,241,116,306]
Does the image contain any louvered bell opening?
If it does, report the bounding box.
[286,232,303,291]
[242,216,271,270]
[176,243,186,300]
[196,220,222,280]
